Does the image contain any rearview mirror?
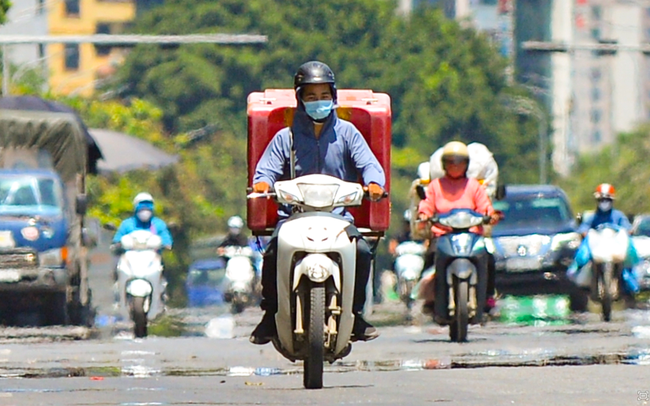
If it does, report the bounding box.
[102,223,117,231]
[415,185,427,200]
[75,194,88,215]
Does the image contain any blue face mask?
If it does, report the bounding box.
[303,100,334,121]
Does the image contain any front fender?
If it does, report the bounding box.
[126,278,153,297]
[446,258,477,285]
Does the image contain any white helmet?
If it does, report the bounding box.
[133,192,154,207]
[227,215,244,229]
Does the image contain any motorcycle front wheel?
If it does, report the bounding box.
[450,279,469,343]
[131,296,148,338]
[303,285,325,389]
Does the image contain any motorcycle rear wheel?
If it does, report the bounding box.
[304,286,325,389]
[450,279,469,343]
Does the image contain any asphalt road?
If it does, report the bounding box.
[0,303,649,405]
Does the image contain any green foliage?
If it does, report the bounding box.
[559,126,650,216]
[0,1,10,25]
[115,0,541,238]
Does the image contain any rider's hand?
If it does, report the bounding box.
[367,183,384,201]
[417,212,429,230]
[253,182,270,193]
[489,212,501,225]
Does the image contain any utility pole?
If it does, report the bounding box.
[0,34,268,95]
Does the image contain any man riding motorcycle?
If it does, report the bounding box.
[568,183,639,298]
[219,215,249,249]
[417,141,499,320]
[249,61,386,345]
[112,192,173,252]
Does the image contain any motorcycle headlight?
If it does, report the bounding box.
[551,232,581,251]
[297,183,339,208]
[451,234,473,256]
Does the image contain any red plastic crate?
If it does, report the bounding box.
[247,89,391,235]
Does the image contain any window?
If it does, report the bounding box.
[95,23,112,56]
[64,44,79,70]
[591,87,601,101]
[591,27,601,40]
[591,109,601,123]
[593,130,602,143]
[65,0,80,16]
[591,68,602,82]
[592,6,602,21]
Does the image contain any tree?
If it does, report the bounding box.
[0,1,10,25]
[115,0,541,225]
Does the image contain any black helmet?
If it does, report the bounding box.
[294,61,337,100]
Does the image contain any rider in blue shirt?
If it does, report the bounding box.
[249,61,386,345]
[569,183,638,295]
[112,192,173,249]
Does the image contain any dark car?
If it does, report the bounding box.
[488,185,588,310]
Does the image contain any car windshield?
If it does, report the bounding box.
[0,175,64,215]
[633,217,650,237]
[493,196,572,230]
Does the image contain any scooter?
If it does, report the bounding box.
[248,174,375,389]
[394,241,426,311]
[583,223,635,321]
[219,245,258,314]
[114,229,166,338]
[429,209,490,342]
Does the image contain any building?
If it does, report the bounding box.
[0,0,138,97]
[571,0,648,157]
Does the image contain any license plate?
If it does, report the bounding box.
[0,269,21,282]
[0,231,15,249]
[505,257,541,272]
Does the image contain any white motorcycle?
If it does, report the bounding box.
[394,241,426,312]
[219,245,258,314]
[584,224,631,321]
[248,174,377,389]
[115,230,167,338]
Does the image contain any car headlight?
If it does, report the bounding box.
[551,232,581,251]
[39,247,67,267]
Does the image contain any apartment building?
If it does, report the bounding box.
[0,0,137,97]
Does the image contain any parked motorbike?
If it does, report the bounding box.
[218,245,258,314]
[114,230,167,338]
[394,241,426,311]
[429,209,490,342]
[248,174,380,389]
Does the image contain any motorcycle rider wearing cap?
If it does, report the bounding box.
[250,61,386,345]
[112,192,173,250]
[417,141,499,322]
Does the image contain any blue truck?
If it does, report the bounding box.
[0,108,100,326]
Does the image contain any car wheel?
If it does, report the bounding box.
[569,289,589,312]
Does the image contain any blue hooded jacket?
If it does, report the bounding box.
[112,201,173,247]
[253,106,385,221]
